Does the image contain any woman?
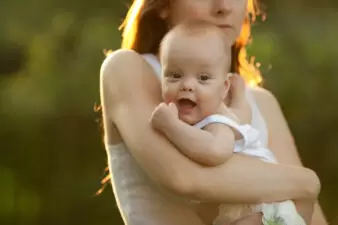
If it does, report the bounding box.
[99,0,327,224]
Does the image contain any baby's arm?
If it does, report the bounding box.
[159,118,236,166]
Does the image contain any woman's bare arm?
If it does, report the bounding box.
[252,87,327,225]
[100,49,320,204]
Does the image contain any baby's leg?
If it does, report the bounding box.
[230,213,263,225]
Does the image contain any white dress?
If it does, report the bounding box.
[105,53,269,225]
[194,114,306,225]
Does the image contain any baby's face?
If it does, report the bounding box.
[161,34,231,125]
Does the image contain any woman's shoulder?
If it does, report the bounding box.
[101,49,145,79]
[99,49,161,141]
[100,49,159,91]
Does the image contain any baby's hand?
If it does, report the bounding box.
[150,102,178,131]
[228,75,252,125]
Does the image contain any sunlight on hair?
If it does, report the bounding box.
[248,0,255,15]
[238,46,263,86]
[120,0,144,49]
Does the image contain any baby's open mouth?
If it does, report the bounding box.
[177,98,197,109]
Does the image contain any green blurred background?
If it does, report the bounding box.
[0,0,337,224]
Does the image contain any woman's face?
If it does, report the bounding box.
[163,0,248,45]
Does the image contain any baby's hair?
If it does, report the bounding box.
[159,19,232,60]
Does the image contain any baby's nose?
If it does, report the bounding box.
[180,86,193,92]
[180,79,195,92]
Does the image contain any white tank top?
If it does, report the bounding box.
[105,53,269,225]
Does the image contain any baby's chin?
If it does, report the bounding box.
[179,113,203,126]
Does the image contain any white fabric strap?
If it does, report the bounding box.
[194,114,240,130]
[194,114,251,149]
[142,54,162,79]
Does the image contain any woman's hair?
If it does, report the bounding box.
[118,0,264,86]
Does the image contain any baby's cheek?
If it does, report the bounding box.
[161,82,177,103]
[203,100,222,115]
[197,104,214,118]
[200,93,221,111]
[162,90,175,103]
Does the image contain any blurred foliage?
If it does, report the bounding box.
[0,0,337,225]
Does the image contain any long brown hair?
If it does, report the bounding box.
[119,0,264,86]
[98,0,264,194]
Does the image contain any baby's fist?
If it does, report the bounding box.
[150,102,178,131]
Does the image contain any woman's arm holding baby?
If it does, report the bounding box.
[150,102,234,166]
[252,86,326,225]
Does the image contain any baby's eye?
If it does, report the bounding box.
[199,73,210,81]
[169,72,181,79]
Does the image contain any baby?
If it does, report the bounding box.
[150,20,307,225]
